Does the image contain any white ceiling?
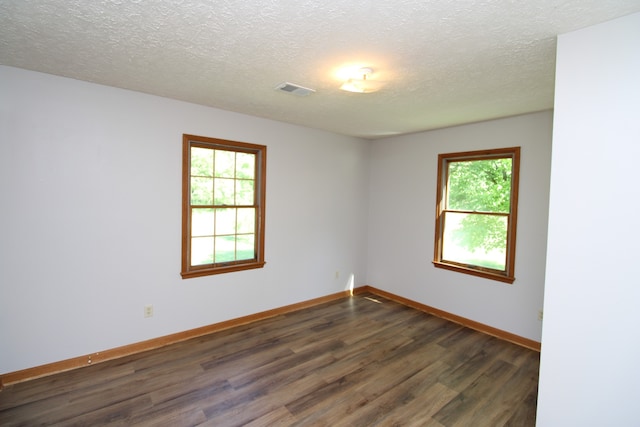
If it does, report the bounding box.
[2,1,640,139]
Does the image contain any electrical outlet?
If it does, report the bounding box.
[144,304,154,318]
[335,271,340,279]
[538,310,543,321]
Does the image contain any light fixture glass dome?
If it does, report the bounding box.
[339,67,382,93]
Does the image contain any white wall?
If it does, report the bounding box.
[367,111,552,342]
[0,66,370,374]
[537,12,640,426]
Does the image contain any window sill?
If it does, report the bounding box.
[433,261,515,284]
[181,261,266,279]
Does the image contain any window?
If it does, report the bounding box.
[433,147,520,283]
[181,134,266,278]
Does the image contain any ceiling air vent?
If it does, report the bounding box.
[274,82,315,96]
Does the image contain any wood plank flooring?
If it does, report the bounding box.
[0,293,539,426]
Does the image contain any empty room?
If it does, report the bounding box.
[1,1,640,426]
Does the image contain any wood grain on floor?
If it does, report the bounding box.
[0,293,539,426]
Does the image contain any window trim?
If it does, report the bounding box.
[433,147,520,284]
[181,134,266,279]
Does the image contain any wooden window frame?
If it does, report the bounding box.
[433,147,520,284]
[181,134,266,279]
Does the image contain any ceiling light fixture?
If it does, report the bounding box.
[339,67,382,93]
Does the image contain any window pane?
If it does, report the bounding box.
[191,147,213,177]
[215,235,236,262]
[236,179,254,205]
[215,208,236,235]
[192,208,214,237]
[236,152,255,179]
[237,235,255,260]
[191,177,213,205]
[214,150,235,178]
[191,236,214,266]
[442,212,507,271]
[447,158,512,212]
[214,178,235,205]
[237,208,255,234]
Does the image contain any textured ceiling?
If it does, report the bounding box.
[2,1,640,139]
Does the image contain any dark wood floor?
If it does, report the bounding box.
[0,293,539,426]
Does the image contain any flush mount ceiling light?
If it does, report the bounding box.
[339,67,382,93]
